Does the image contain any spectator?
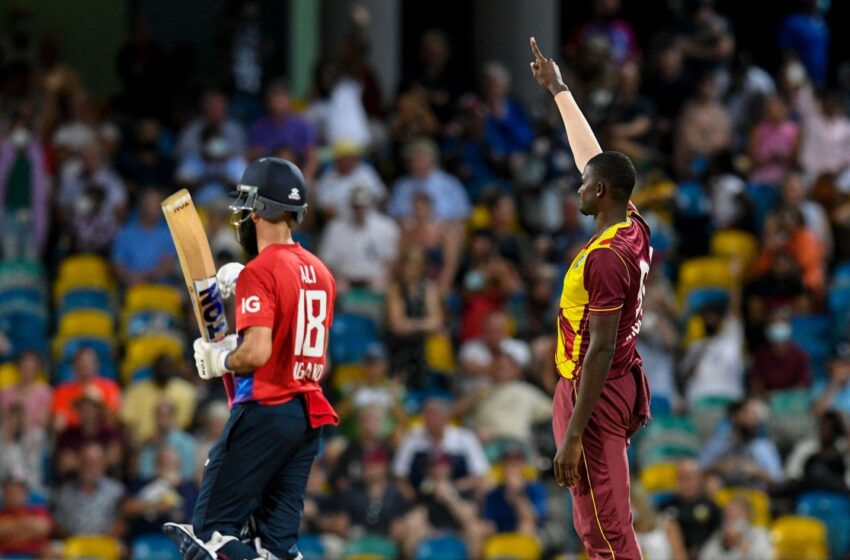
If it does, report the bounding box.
[744,252,811,346]
[301,459,343,557]
[778,0,830,87]
[56,141,127,253]
[778,172,832,256]
[51,347,122,432]
[674,72,732,177]
[327,447,408,540]
[385,247,443,390]
[117,118,175,187]
[399,191,462,293]
[458,310,531,395]
[698,496,773,560]
[176,89,246,159]
[0,472,51,558]
[600,61,657,166]
[388,138,471,222]
[396,451,492,560]
[336,343,406,439]
[55,390,123,479]
[136,400,197,482]
[661,460,722,560]
[456,351,551,449]
[0,402,46,493]
[0,351,52,431]
[643,36,694,133]
[306,61,372,152]
[121,354,197,444]
[314,141,386,218]
[785,410,850,495]
[636,268,680,410]
[175,124,247,206]
[754,207,825,295]
[681,299,745,406]
[0,110,49,259]
[482,446,547,536]
[747,96,799,187]
[699,398,784,489]
[111,188,176,287]
[480,62,533,158]
[813,345,850,416]
[487,194,528,266]
[566,0,639,66]
[791,71,850,179]
[248,81,318,172]
[631,484,679,560]
[398,29,460,124]
[330,407,395,493]
[194,401,229,482]
[53,442,124,537]
[676,0,735,73]
[318,187,399,292]
[392,398,489,497]
[748,315,811,396]
[121,445,198,540]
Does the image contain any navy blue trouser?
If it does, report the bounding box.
[193,397,321,559]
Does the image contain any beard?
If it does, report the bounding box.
[237,216,259,258]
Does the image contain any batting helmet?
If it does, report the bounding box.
[230,157,308,223]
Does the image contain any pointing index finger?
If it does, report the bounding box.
[530,36,545,61]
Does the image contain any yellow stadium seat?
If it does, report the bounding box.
[58,254,111,281]
[771,515,828,560]
[640,462,679,494]
[677,257,736,304]
[333,364,365,391]
[57,310,115,339]
[121,335,183,383]
[0,362,19,390]
[489,463,539,484]
[124,284,182,317]
[714,487,771,527]
[468,205,491,231]
[483,533,542,560]
[63,535,121,560]
[425,333,455,373]
[710,230,759,273]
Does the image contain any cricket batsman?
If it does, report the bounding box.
[164,157,338,560]
[530,37,652,559]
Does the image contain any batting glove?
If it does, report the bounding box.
[216,262,245,300]
[193,335,238,380]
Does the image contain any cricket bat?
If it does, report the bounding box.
[161,189,228,342]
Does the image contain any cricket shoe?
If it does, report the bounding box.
[162,523,243,560]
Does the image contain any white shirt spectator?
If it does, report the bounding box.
[459,338,531,371]
[392,425,489,480]
[315,161,386,215]
[307,78,372,148]
[177,118,246,159]
[58,159,127,215]
[682,317,745,405]
[318,209,400,290]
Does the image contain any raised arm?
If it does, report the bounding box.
[530,37,602,172]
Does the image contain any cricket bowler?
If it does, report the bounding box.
[530,37,652,559]
[164,157,338,560]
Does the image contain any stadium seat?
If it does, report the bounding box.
[130,533,180,560]
[124,284,182,317]
[54,255,115,302]
[344,534,398,560]
[677,257,736,305]
[297,534,325,560]
[771,515,828,560]
[714,487,771,527]
[63,535,121,560]
[425,333,455,373]
[329,314,380,366]
[57,310,115,340]
[123,310,181,339]
[121,334,183,383]
[640,462,678,494]
[791,315,832,379]
[691,396,735,444]
[59,288,113,315]
[797,491,850,560]
[483,533,542,560]
[415,534,467,560]
[710,230,759,273]
[683,287,729,317]
[332,363,365,391]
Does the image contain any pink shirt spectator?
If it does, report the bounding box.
[0,382,53,431]
[749,121,799,186]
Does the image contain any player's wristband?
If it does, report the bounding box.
[220,351,231,374]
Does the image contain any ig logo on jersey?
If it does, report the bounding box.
[241,295,261,314]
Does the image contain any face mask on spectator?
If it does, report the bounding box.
[9,127,30,149]
[765,321,792,344]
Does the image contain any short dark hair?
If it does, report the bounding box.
[586,151,636,200]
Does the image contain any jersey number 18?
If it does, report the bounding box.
[294,289,327,358]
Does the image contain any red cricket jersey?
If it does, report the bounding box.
[224,243,338,428]
[556,204,653,380]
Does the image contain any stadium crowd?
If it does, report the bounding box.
[1,0,850,559]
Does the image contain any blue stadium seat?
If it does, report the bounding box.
[684,287,729,316]
[59,288,112,315]
[791,315,831,381]
[297,534,325,560]
[130,533,181,560]
[416,534,467,560]
[329,313,379,365]
[797,491,850,560]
